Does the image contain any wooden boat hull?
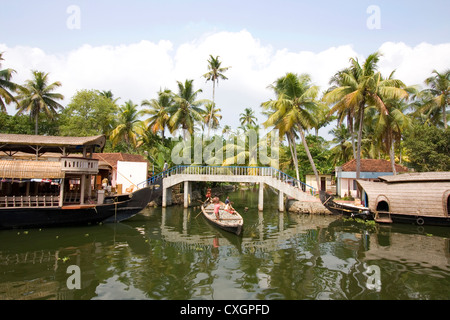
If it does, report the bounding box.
[320,191,450,227]
[319,191,373,220]
[0,187,152,229]
[103,187,152,223]
[201,204,243,236]
[387,213,450,227]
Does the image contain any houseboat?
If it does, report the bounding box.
[320,172,450,227]
[357,172,450,227]
[0,133,151,229]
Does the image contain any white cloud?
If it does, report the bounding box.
[378,42,450,87]
[1,31,449,135]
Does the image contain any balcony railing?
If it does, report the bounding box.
[60,157,99,174]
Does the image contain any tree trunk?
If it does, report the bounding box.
[287,133,301,186]
[299,128,320,192]
[35,113,39,135]
[443,104,447,130]
[208,81,216,135]
[348,116,356,160]
[390,138,397,175]
[356,102,365,180]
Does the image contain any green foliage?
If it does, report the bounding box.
[59,89,118,137]
[0,112,59,135]
[403,124,450,171]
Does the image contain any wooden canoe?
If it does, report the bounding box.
[201,203,243,236]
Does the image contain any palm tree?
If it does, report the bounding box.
[324,52,408,179]
[141,89,173,141]
[262,72,321,189]
[203,55,230,133]
[99,89,120,105]
[0,52,21,113]
[110,100,142,148]
[329,124,353,165]
[168,79,209,138]
[326,67,358,159]
[222,125,231,135]
[239,108,258,128]
[203,102,222,135]
[16,70,64,135]
[421,69,449,129]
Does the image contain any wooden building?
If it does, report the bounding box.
[0,133,105,207]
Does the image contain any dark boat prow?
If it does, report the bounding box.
[319,190,372,220]
[102,186,153,223]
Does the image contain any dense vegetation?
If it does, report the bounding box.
[0,52,448,177]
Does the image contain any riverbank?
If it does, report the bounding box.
[286,198,331,215]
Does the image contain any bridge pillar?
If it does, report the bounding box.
[258,182,264,211]
[278,190,285,212]
[184,181,192,208]
[162,186,172,207]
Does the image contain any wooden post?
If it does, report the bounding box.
[59,178,65,207]
[80,174,85,205]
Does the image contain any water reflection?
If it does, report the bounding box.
[0,191,449,300]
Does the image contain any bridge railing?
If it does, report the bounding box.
[138,165,316,194]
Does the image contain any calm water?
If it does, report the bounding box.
[1,190,449,300]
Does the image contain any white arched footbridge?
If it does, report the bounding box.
[140,165,319,212]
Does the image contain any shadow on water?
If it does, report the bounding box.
[0,190,449,300]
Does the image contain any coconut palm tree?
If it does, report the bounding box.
[324,52,408,179]
[0,52,21,113]
[420,69,449,129]
[262,72,321,189]
[110,100,142,148]
[222,125,232,136]
[99,89,120,105]
[326,67,357,159]
[329,124,353,165]
[239,108,258,128]
[140,89,173,141]
[203,102,222,135]
[168,79,209,138]
[16,70,64,135]
[203,55,230,133]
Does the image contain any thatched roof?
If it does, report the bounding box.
[0,133,106,155]
[0,160,64,179]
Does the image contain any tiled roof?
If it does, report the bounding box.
[341,159,409,172]
[93,153,149,168]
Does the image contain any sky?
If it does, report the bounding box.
[1,0,449,139]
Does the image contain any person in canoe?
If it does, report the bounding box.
[213,196,221,220]
[224,196,236,214]
[204,188,212,205]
